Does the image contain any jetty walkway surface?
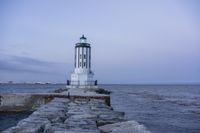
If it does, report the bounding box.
[0,88,151,133]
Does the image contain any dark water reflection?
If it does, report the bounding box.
[0,111,32,132]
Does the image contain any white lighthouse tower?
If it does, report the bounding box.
[67,35,98,88]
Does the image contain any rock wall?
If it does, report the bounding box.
[2,98,124,133]
[0,94,52,111]
[0,93,110,112]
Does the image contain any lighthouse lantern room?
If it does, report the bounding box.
[67,35,98,88]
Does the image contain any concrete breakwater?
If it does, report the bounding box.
[1,88,151,133]
[0,89,110,112]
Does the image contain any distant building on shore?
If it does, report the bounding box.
[67,35,98,88]
[8,81,13,84]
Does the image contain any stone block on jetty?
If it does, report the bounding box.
[98,120,151,133]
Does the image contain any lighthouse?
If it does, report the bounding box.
[67,35,98,88]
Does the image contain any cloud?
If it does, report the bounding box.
[0,60,43,73]
[0,53,71,75]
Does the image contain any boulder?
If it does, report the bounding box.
[98,120,151,133]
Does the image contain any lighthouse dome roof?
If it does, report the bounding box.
[75,35,91,48]
[80,35,86,40]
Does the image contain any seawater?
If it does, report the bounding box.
[0,84,66,93]
[102,85,200,133]
[0,111,32,132]
[0,84,200,133]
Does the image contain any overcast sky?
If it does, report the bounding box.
[0,0,199,84]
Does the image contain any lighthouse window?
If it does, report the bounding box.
[80,55,82,58]
[80,62,81,66]
[84,62,86,66]
[84,54,86,59]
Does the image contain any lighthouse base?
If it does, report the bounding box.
[67,72,97,89]
[66,84,98,89]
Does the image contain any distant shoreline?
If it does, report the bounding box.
[0,83,200,85]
